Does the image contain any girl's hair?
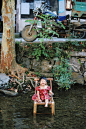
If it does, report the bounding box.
[39,76,47,82]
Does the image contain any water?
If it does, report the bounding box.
[0,85,86,129]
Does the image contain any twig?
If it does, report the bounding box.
[15,73,25,90]
[11,74,20,80]
[26,77,35,88]
[29,78,35,88]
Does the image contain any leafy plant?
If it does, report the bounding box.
[24,13,86,90]
[35,72,41,77]
[25,14,65,42]
[25,14,65,60]
[53,47,74,90]
[32,43,54,60]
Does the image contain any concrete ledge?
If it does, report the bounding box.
[0,37,86,44]
[71,51,86,57]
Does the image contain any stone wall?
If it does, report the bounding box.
[18,51,86,85]
[70,51,86,85]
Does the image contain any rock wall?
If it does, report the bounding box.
[17,51,86,85]
[70,51,86,85]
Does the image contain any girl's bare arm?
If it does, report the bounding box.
[37,91,42,102]
[49,90,53,95]
[37,91,40,100]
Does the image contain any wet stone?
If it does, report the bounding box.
[0,73,10,88]
[85,62,86,69]
[71,72,84,85]
[84,72,86,81]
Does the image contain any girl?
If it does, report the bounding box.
[32,76,53,107]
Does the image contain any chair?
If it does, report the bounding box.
[33,78,55,115]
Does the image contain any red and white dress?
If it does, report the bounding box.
[32,86,51,101]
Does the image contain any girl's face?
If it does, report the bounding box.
[40,79,47,86]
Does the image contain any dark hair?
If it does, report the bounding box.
[39,76,47,82]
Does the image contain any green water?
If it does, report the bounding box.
[0,85,86,129]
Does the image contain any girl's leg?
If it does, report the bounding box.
[36,97,42,102]
[45,99,48,107]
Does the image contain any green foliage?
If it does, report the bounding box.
[35,72,41,77]
[52,41,86,52]
[25,71,29,74]
[23,14,86,90]
[25,14,65,42]
[52,40,86,90]
[32,43,45,60]
[24,14,65,61]
[16,40,86,90]
[30,43,55,60]
[15,40,22,44]
[16,42,55,61]
[78,58,81,66]
[53,47,74,90]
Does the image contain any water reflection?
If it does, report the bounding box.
[0,85,86,129]
[33,115,55,128]
[0,108,3,129]
[13,118,30,129]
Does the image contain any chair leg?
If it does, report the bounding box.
[54,102,55,115]
[51,102,55,115]
[33,102,37,115]
[50,104,52,108]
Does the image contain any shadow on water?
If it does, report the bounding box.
[0,84,86,129]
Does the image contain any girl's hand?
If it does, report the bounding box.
[49,90,54,95]
[38,99,42,102]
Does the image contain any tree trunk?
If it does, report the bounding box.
[1,0,27,77]
[1,0,15,73]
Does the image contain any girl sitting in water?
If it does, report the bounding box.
[32,76,53,107]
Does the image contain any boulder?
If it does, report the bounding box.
[40,73,53,77]
[0,89,18,96]
[85,62,86,69]
[71,72,84,85]
[22,57,31,69]
[0,73,10,88]
[69,57,80,72]
[84,72,86,81]
[40,60,53,72]
[71,51,86,57]
[79,58,86,63]
[54,57,61,65]
[32,59,41,72]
